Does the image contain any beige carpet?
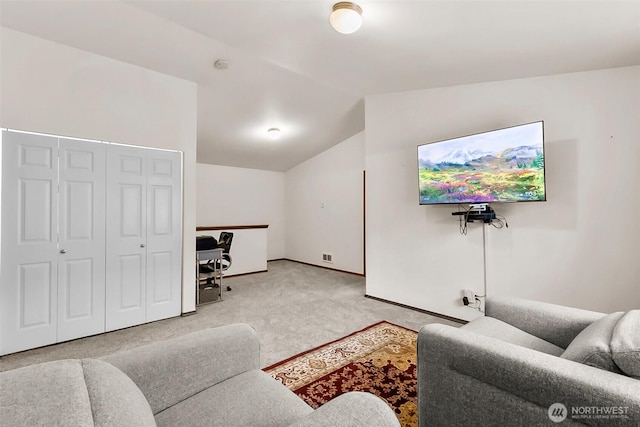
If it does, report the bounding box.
[0,260,461,372]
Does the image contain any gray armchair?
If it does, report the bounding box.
[1,323,400,426]
[417,296,640,426]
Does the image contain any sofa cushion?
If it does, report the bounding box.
[0,359,156,427]
[82,359,156,426]
[155,369,313,427]
[610,310,640,378]
[462,316,564,356]
[0,360,94,426]
[560,311,625,373]
[102,323,261,415]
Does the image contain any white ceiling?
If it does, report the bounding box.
[1,1,639,171]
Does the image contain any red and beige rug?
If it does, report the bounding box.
[264,321,418,427]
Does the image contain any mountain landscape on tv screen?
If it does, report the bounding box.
[419,144,545,204]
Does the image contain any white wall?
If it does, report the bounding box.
[0,28,199,313]
[365,66,640,320]
[196,132,364,275]
[285,132,365,274]
[196,163,285,260]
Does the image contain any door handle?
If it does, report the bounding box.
[60,249,67,254]
[140,243,146,248]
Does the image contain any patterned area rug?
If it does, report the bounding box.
[264,321,418,427]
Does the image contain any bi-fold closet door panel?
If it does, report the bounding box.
[105,145,182,331]
[0,131,106,355]
[106,145,148,331]
[145,150,183,323]
[1,132,60,354]
[57,138,107,342]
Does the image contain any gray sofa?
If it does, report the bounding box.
[418,296,640,426]
[1,323,400,426]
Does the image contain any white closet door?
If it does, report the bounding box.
[105,145,148,331]
[0,131,59,355]
[146,150,182,322]
[57,138,106,341]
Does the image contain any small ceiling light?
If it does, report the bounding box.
[329,2,363,34]
[267,128,281,139]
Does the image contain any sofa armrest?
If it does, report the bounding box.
[485,295,606,348]
[101,323,260,415]
[418,324,640,426]
[288,392,400,427]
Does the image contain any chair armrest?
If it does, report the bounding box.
[418,324,640,426]
[288,392,400,427]
[486,295,606,348]
[101,323,259,415]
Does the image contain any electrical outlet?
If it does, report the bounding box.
[462,289,476,306]
[322,253,333,263]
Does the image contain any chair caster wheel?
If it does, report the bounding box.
[227,286,232,291]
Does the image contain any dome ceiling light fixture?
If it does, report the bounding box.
[267,128,281,139]
[329,2,363,34]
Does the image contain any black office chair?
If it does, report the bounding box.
[216,232,233,274]
[200,232,233,291]
[217,232,233,291]
[197,232,234,293]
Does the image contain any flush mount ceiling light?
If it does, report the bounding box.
[267,128,281,139]
[329,2,363,34]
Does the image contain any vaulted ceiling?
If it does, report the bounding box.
[2,1,639,171]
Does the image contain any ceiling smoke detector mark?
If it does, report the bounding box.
[214,59,229,70]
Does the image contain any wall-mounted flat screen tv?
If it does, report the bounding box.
[418,121,546,205]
